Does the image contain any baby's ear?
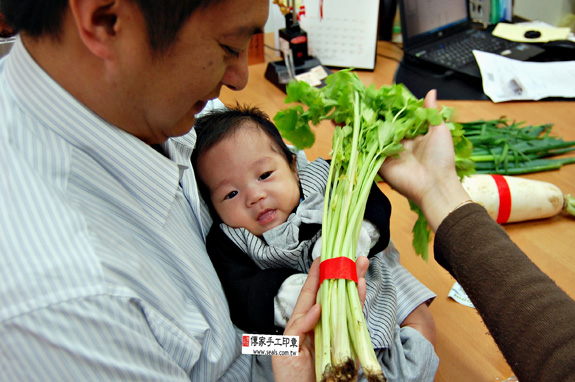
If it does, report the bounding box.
[289,154,299,181]
[290,153,299,175]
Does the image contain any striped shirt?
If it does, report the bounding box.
[0,37,257,381]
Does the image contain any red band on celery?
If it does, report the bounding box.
[319,257,358,285]
[491,174,512,224]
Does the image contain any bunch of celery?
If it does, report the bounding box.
[274,69,472,381]
[462,118,575,175]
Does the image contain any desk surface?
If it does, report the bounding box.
[219,40,575,382]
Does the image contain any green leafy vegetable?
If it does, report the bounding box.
[462,118,575,174]
[274,69,472,382]
[274,69,473,260]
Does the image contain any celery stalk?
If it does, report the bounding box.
[274,69,472,382]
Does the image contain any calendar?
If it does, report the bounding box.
[298,0,380,70]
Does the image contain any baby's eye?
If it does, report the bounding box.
[259,171,272,181]
[224,191,238,200]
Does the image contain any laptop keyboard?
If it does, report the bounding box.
[424,31,517,69]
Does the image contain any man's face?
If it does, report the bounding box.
[116,0,269,144]
[197,123,301,237]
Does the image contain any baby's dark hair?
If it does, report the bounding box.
[192,104,296,219]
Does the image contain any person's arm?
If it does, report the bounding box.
[0,295,196,381]
[400,302,436,346]
[435,203,575,381]
[379,90,575,381]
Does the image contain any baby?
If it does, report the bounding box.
[192,104,438,381]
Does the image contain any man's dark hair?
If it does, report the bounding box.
[192,104,297,219]
[0,0,221,52]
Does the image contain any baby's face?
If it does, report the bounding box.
[197,123,301,236]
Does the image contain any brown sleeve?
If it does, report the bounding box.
[434,203,575,382]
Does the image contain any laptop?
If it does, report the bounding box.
[397,0,545,79]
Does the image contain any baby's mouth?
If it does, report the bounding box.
[257,209,277,225]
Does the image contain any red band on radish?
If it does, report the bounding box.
[491,174,512,224]
[319,257,358,285]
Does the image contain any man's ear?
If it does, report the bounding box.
[68,0,120,59]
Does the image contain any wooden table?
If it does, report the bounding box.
[220,39,575,382]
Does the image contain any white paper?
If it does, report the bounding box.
[473,50,575,103]
[448,282,475,308]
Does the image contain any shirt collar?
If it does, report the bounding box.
[4,37,185,226]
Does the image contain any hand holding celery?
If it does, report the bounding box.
[274,69,473,261]
[274,69,472,381]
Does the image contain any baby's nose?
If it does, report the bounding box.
[247,187,266,206]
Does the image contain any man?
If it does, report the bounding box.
[0,0,274,380]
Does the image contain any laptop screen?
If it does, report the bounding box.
[401,0,468,40]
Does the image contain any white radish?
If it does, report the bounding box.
[461,174,571,224]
